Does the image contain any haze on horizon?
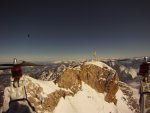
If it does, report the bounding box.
[0,1,150,62]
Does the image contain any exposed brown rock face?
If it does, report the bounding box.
[42,90,73,112]
[81,64,119,104]
[58,63,119,104]
[58,69,81,94]
[105,79,119,105]
[26,79,73,113]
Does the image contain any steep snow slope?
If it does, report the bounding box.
[54,82,133,113]
[25,76,138,113]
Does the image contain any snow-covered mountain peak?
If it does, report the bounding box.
[1,61,140,113]
[85,61,114,71]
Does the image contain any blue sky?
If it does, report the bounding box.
[0,1,150,62]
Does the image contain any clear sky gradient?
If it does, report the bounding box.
[0,1,150,62]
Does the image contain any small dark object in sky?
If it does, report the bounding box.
[27,34,30,38]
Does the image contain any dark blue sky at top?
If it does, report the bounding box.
[0,0,150,61]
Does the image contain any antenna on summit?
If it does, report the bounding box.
[92,51,97,61]
[13,58,17,64]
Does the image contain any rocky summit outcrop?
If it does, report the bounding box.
[58,61,119,104]
[24,61,120,113]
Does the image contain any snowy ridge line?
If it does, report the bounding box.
[85,61,115,71]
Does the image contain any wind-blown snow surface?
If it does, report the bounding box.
[85,61,114,71]
[25,76,134,113]
[54,82,132,113]
[26,75,60,96]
